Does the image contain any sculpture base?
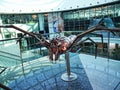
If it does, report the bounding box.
[61,72,77,82]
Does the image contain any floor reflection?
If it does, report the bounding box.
[8,53,93,90]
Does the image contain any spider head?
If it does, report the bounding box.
[48,38,61,61]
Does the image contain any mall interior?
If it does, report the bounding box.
[0,0,120,90]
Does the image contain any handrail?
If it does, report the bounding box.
[3,28,16,37]
[0,83,11,90]
[0,50,20,58]
[114,82,120,90]
[0,54,21,61]
[0,50,21,62]
[0,38,21,60]
[0,66,7,74]
[0,38,18,42]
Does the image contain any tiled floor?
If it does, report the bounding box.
[0,52,120,90]
[79,54,120,90]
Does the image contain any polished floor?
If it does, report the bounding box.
[0,51,120,90]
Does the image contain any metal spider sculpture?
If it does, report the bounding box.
[0,24,120,61]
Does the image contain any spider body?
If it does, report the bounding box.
[0,24,120,61]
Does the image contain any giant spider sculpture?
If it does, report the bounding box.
[0,24,120,61]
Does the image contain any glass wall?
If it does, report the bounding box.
[1,14,38,24]
[0,2,120,32]
[63,3,120,32]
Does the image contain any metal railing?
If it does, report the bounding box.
[0,38,21,74]
[114,82,120,90]
[0,50,21,62]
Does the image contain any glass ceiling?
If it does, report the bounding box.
[0,0,118,13]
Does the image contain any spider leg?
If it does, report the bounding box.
[76,37,98,58]
[0,25,50,47]
[89,33,104,52]
[16,33,26,44]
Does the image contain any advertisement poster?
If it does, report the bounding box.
[48,12,64,38]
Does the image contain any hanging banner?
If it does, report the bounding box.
[48,12,64,38]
